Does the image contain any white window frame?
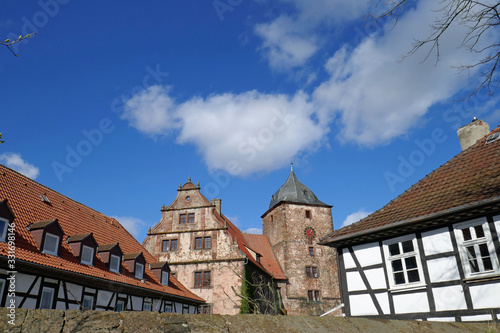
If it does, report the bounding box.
[43,233,59,256]
[135,262,144,279]
[80,245,94,266]
[109,254,120,273]
[164,302,173,313]
[161,271,169,286]
[40,286,55,309]
[0,217,8,242]
[143,298,152,311]
[454,218,499,278]
[82,295,94,310]
[383,234,425,290]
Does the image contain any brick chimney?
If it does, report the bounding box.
[457,118,490,151]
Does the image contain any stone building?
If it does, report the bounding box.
[262,166,341,315]
[142,178,286,315]
[143,168,341,316]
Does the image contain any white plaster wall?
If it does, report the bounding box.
[352,242,382,267]
[433,285,467,311]
[21,297,36,309]
[365,268,387,290]
[422,227,454,256]
[66,283,83,301]
[15,273,35,293]
[393,292,429,314]
[349,294,378,316]
[29,278,40,295]
[68,303,80,310]
[131,296,142,311]
[374,292,390,314]
[346,271,365,292]
[461,314,493,322]
[56,301,66,310]
[44,278,58,284]
[427,257,460,283]
[58,284,65,298]
[469,282,500,309]
[85,287,96,294]
[342,248,356,269]
[97,290,113,307]
[494,215,500,239]
[153,299,162,311]
[427,317,455,322]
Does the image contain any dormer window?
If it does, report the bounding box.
[135,262,144,279]
[0,217,8,242]
[110,254,121,273]
[97,243,123,273]
[28,219,64,256]
[150,261,170,286]
[0,200,15,243]
[67,233,98,266]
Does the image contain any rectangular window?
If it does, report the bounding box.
[109,254,120,273]
[161,271,169,286]
[0,279,5,306]
[0,217,8,242]
[135,262,144,279]
[43,233,59,256]
[195,237,203,249]
[306,266,319,278]
[40,286,55,309]
[179,214,186,224]
[143,299,152,311]
[116,299,125,312]
[204,237,211,249]
[383,236,423,289]
[81,245,94,265]
[200,304,212,314]
[171,239,178,251]
[164,302,173,313]
[188,213,195,223]
[308,247,314,256]
[194,271,211,287]
[162,240,170,252]
[305,210,311,218]
[455,219,498,277]
[82,295,94,310]
[307,290,320,302]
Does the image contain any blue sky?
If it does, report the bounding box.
[1,0,499,243]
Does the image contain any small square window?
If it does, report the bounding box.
[194,271,211,287]
[109,254,121,273]
[200,304,212,314]
[135,262,144,279]
[179,214,186,224]
[162,271,169,286]
[305,210,311,218]
[307,290,320,302]
[82,295,94,310]
[81,245,94,265]
[143,300,152,311]
[40,287,55,309]
[0,217,8,242]
[162,240,170,252]
[43,233,59,256]
[306,266,319,278]
[308,247,314,256]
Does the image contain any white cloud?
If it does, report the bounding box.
[341,209,372,228]
[244,227,263,234]
[111,216,147,240]
[0,153,39,179]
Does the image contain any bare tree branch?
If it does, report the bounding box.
[1,33,36,57]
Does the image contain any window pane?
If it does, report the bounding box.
[405,256,418,270]
[391,259,403,272]
[195,238,202,249]
[135,263,144,279]
[204,237,211,249]
[162,271,169,285]
[483,257,493,271]
[194,272,202,287]
[466,246,477,260]
[394,272,405,285]
[203,271,211,286]
[474,225,485,238]
[81,246,93,265]
[307,290,313,301]
[462,228,472,241]
[162,240,169,252]
[0,219,7,241]
[40,288,54,309]
[83,296,93,310]
[407,269,420,283]
[479,243,490,257]
[389,243,400,256]
[469,259,480,273]
[44,234,58,254]
[188,213,195,223]
[171,239,177,251]
[110,255,120,272]
[179,214,186,224]
[309,247,314,256]
[402,240,414,253]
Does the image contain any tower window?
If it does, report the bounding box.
[306,266,319,278]
[308,247,314,256]
[307,290,320,302]
[305,210,311,218]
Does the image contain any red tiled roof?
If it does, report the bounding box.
[212,209,287,280]
[242,233,287,280]
[321,125,500,246]
[0,164,203,303]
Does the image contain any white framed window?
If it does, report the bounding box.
[82,295,94,310]
[454,218,499,278]
[135,262,144,279]
[143,299,152,311]
[40,286,55,309]
[43,233,59,256]
[383,235,424,290]
[0,217,8,242]
[81,245,94,265]
[116,299,125,312]
[109,254,120,273]
[161,271,169,286]
[164,302,172,313]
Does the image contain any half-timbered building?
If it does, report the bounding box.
[0,164,204,313]
[320,120,500,322]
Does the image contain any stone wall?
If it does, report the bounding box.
[1,308,494,333]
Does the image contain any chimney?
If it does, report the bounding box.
[457,118,490,151]
[211,198,221,214]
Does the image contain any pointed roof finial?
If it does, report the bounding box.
[291,162,294,172]
[188,175,191,182]
[178,183,182,189]
[196,180,200,187]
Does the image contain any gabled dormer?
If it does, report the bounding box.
[67,233,98,266]
[0,199,15,242]
[149,261,170,286]
[27,219,64,256]
[123,252,146,279]
[97,243,123,273]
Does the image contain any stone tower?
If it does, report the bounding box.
[261,166,341,315]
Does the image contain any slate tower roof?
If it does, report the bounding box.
[268,165,331,210]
